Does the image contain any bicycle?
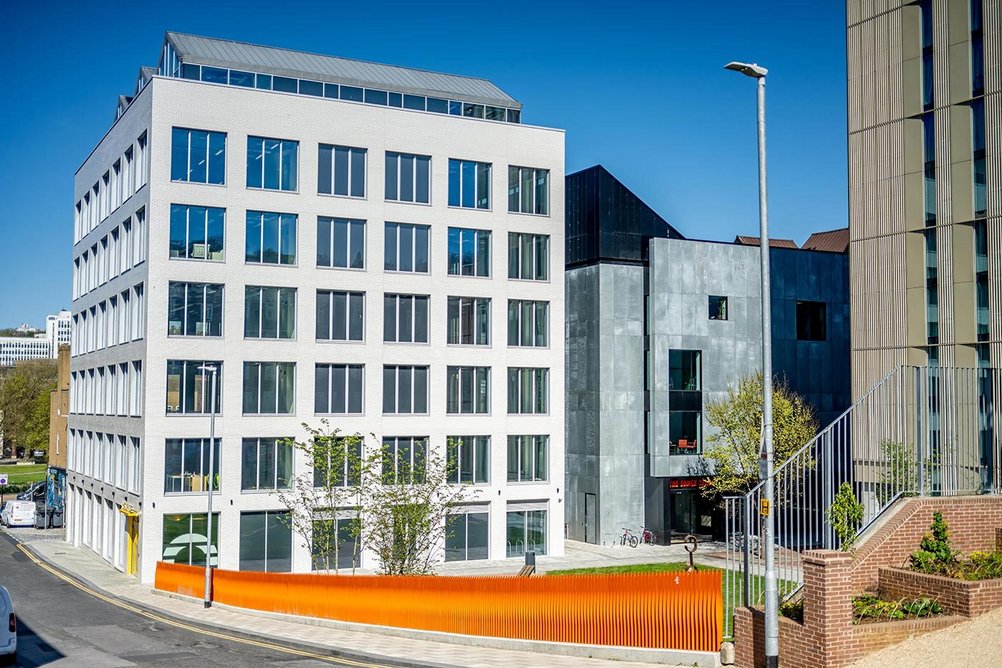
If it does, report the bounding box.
[639,526,655,545]
[621,527,639,548]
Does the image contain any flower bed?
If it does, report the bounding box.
[851,592,941,624]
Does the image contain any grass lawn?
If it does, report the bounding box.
[0,464,47,484]
[549,562,793,613]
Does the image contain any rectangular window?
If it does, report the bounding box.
[318,144,366,197]
[972,98,986,218]
[447,297,490,345]
[508,232,549,281]
[382,366,428,414]
[447,436,489,484]
[171,128,225,184]
[669,349,702,455]
[167,282,223,337]
[169,204,225,261]
[381,436,427,484]
[162,513,218,566]
[445,512,489,561]
[709,295,728,321]
[506,509,546,557]
[448,227,490,277]
[247,136,298,191]
[385,152,431,204]
[508,166,549,215]
[383,294,429,343]
[975,220,988,341]
[241,438,293,491]
[507,436,548,482]
[314,364,364,414]
[317,217,365,269]
[384,222,429,272]
[311,517,358,570]
[244,286,297,339]
[242,362,296,414]
[507,368,549,414]
[448,159,491,209]
[166,360,222,414]
[164,438,220,493]
[507,300,548,347]
[446,366,490,414]
[796,301,827,341]
[313,438,362,488]
[240,511,292,572]
[246,211,297,265]
[316,290,364,341]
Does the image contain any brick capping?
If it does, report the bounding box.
[734,496,1002,668]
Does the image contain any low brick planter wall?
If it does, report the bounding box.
[878,567,1002,617]
[853,615,967,655]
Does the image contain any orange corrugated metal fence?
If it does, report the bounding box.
[154,562,722,652]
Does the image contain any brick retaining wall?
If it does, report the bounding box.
[879,567,1002,617]
[851,497,1002,590]
[733,496,1002,668]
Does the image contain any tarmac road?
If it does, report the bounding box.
[0,533,392,667]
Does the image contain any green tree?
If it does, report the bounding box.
[702,373,819,497]
[0,360,57,458]
[358,440,476,575]
[277,421,373,574]
[827,482,865,550]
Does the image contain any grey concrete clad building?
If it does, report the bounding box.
[565,166,850,544]
[847,0,998,395]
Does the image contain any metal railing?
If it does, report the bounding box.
[723,365,1002,637]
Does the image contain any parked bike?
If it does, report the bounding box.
[620,527,639,547]
[639,526,655,545]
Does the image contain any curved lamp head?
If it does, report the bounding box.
[725,61,768,78]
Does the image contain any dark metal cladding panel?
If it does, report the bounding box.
[565,165,683,268]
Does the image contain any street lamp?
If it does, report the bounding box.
[725,60,778,668]
[198,364,219,608]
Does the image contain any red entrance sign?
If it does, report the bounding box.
[667,477,708,491]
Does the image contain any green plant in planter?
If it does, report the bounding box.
[909,511,958,575]
[826,482,865,551]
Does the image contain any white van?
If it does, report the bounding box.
[0,587,13,660]
[0,501,35,528]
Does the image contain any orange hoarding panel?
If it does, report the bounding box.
[155,563,722,652]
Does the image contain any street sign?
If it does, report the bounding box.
[0,475,8,486]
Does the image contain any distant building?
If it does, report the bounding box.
[45,310,72,358]
[0,336,51,367]
[564,165,850,544]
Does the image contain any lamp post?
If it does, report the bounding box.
[725,60,778,668]
[198,364,218,608]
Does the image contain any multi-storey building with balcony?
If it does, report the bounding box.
[66,32,564,582]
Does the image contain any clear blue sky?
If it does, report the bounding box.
[0,0,847,327]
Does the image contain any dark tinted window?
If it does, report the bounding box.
[796,301,827,341]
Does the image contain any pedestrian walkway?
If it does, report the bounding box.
[16,534,717,668]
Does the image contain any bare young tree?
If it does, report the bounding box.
[278,421,371,574]
[358,438,477,575]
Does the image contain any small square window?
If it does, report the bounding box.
[796,301,827,341]
[709,295,728,321]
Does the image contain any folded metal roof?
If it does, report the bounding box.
[802,228,850,253]
[164,32,521,109]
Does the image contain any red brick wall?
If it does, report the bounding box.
[851,497,1002,590]
[879,567,1002,617]
[733,498,1002,668]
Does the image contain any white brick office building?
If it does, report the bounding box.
[67,32,564,583]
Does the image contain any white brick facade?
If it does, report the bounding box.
[67,65,564,583]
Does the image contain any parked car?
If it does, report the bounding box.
[0,586,14,662]
[0,501,36,528]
